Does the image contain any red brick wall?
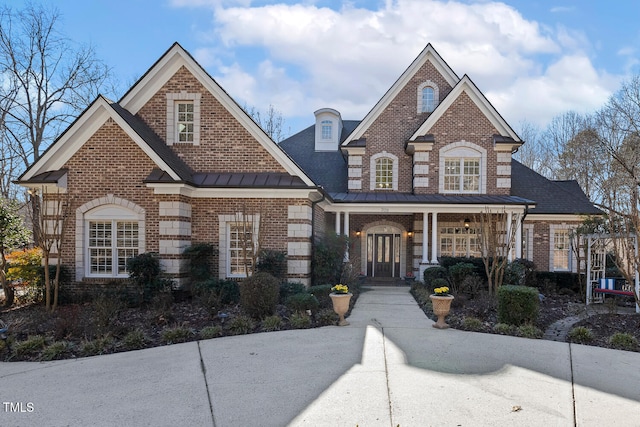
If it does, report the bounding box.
[136,66,287,173]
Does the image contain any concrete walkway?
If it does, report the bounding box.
[1,286,639,426]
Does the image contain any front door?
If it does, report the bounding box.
[367,233,401,277]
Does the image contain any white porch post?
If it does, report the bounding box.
[515,214,522,259]
[507,211,513,261]
[344,211,350,261]
[431,212,438,264]
[335,211,341,235]
[422,212,429,263]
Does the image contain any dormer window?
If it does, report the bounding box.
[417,81,439,113]
[321,120,332,140]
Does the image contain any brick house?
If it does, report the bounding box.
[18,42,600,291]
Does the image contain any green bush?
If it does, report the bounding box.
[307,284,333,309]
[423,266,448,287]
[256,249,287,280]
[493,323,514,335]
[289,312,312,329]
[122,329,148,350]
[279,281,306,303]
[41,341,71,361]
[13,335,46,358]
[567,326,594,344]
[126,252,166,303]
[261,315,282,332]
[517,324,543,339]
[449,263,475,293]
[439,257,485,278]
[315,308,338,326]
[228,315,255,335]
[183,243,218,282]
[200,325,223,340]
[239,272,280,319]
[535,271,580,293]
[161,326,195,344]
[79,335,114,356]
[497,285,539,326]
[608,332,638,350]
[286,293,319,313]
[431,278,449,291]
[505,259,536,287]
[312,233,348,285]
[193,279,240,311]
[461,317,483,331]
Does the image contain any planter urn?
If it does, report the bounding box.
[429,294,454,329]
[330,293,353,326]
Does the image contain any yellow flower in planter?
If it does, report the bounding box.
[331,284,349,294]
[433,286,450,296]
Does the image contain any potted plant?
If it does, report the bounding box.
[404,271,415,285]
[329,284,352,326]
[429,286,454,329]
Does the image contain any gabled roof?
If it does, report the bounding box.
[119,42,315,186]
[342,44,459,145]
[511,159,602,215]
[410,75,521,142]
[18,96,192,183]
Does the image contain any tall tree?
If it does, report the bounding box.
[0,3,111,235]
[0,198,30,307]
[514,119,552,177]
[245,104,288,142]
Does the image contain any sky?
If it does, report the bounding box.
[12,0,640,138]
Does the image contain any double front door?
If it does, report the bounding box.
[367,233,400,277]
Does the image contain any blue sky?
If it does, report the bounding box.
[15,0,640,137]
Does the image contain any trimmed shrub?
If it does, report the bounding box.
[256,249,287,280]
[42,341,72,361]
[286,293,319,313]
[315,308,338,326]
[126,252,166,303]
[122,329,148,350]
[439,257,485,278]
[423,266,448,287]
[307,285,333,309]
[497,285,539,326]
[567,326,594,344]
[535,271,580,293]
[312,233,348,285]
[279,281,306,303]
[239,272,280,319]
[183,243,218,282]
[193,279,240,311]
[504,259,536,287]
[449,262,475,293]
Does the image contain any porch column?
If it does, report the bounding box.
[515,214,522,259]
[431,212,438,264]
[344,211,350,261]
[507,211,513,261]
[422,212,429,263]
[335,211,341,235]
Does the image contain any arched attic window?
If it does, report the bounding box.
[417,81,439,113]
[439,142,487,194]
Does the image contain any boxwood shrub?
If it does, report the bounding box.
[497,285,539,326]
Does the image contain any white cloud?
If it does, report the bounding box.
[173,0,622,133]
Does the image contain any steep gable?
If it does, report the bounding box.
[119,43,314,184]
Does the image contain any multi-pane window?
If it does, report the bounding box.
[439,227,481,257]
[554,230,570,271]
[88,221,138,276]
[375,158,393,189]
[176,102,194,142]
[421,86,436,113]
[443,158,480,192]
[321,120,332,140]
[228,223,254,277]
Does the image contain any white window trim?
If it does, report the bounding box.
[370,151,399,191]
[76,197,146,280]
[417,81,439,113]
[166,92,201,145]
[523,224,534,261]
[550,225,573,272]
[439,141,487,194]
[219,214,260,278]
